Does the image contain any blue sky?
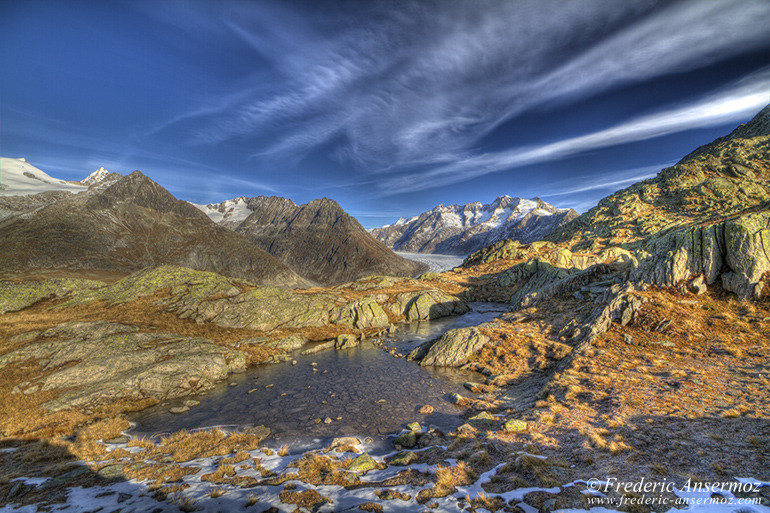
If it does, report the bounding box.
[1,0,769,227]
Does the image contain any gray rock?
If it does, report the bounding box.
[385,451,418,466]
[413,327,490,367]
[0,320,247,411]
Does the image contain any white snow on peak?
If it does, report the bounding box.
[0,157,88,196]
[81,167,112,185]
[192,196,253,227]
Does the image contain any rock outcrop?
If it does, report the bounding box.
[408,327,490,367]
[631,211,770,299]
[548,104,770,252]
[2,321,246,411]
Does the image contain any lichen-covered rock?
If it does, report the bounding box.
[395,290,469,321]
[330,296,390,329]
[64,265,238,308]
[632,211,770,299]
[0,278,102,314]
[0,321,246,411]
[348,453,378,474]
[191,287,340,331]
[412,327,490,367]
[335,333,359,349]
[393,431,418,448]
[385,451,418,466]
[263,335,307,352]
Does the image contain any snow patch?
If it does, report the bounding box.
[0,157,88,196]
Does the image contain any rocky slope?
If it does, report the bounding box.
[197,196,425,285]
[371,196,578,255]
[537,103,770,300]
[0,171,308,287]
[547,104,770,252]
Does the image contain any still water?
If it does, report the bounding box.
[128,303,508,444]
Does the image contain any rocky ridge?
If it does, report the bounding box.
[0,171,307,287]
[198,195,425,285]
[371,195,578,255]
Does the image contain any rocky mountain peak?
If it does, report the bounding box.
[95,171,206,219]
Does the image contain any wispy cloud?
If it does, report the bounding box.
[157,0,770,174]
[542,165,667,199]
[378,70,770,194]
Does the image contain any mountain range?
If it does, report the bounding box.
[195,196,424,285]
[371,196,577,255]
[0,160,422,286]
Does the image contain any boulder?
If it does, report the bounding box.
[385,451,418,466]
[393,431,418,448]
[330,296,390,329]
[335,334,359,349]
[412,327,490,367]
[348,453,378,474]
[632,211,770,299]
[394,290,469,321]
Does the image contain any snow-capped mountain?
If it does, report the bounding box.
[370,195,579,255]
[192,196,258,230]
[0,157,88,196]
[80,166,124,189]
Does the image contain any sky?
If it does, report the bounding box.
[1,0,769,228]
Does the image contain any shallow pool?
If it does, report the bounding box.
[128,303,508,445]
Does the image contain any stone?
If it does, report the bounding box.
[330,297,391,329]
[348,453,378,474]
[169,406,190,414]
[329,437,360,450]
[323,417,333,424]
[385,451,419,466]
[690,275,707,295]
[395,290,469,321]
[335,334,359,350]
[448,392,466,405]
[104,435,130,444]
[394,431,418,448]
[406,422,422,433]
[241,425,271,441]
[301,341,335,355]
[414,327,490,367]
[503,419,527,433]
[469,411,496,423]
[183,399,200,407]
[418,404,434,414]
[96,464,125,480]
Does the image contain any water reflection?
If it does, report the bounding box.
[128,303,509,444]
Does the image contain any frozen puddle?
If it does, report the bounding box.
[128,303,509,445]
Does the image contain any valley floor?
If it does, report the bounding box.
[0,261,768,512]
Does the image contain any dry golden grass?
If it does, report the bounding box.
[278,488,331,509]
[432,461,476,497]
[201,463,236,483]
[283,452,354,486]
